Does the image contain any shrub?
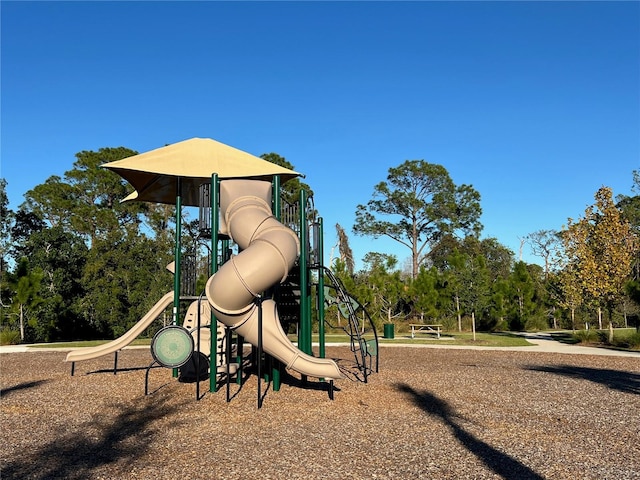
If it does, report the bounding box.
[439,317,458,331]
[0,329,21,346]
[525,315,549,332]
[572,329,600,344]
[611,330,640,350]
[627,332,640,349]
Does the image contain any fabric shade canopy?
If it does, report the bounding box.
[102,137,302,206]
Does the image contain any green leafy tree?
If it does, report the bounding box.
[261,153,313,205]
[20,176,75,229]
[459,253,491,336]
[487,278,510,331]
[0,179,13,278]
[354,160,482,280]
[426,233,462,270]
[616,170,640,236]
[10,210,45,259]
[434,236,517,331]
[0,179,15,319]
[2,209,44,332]
[20,226,90,341]
[18,147,174,340]
[439,249,466,331]
[507,261,538,331]
[23,147,146,247]
[481,238,514,281]
[462,236,514,284]
[410,266,440,321]
[526,263,555,330]
[625,280,640,331]
[617,169,640,287]
[10,258,44,341]
[81,229,172,338]
[355,253,405,326]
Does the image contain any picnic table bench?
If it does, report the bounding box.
[409,324,443,339]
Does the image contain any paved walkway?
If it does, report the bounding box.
[513,332,640,357]
[2,332,639,358]
[377,331,640,358]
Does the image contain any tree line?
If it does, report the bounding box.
[1,147,638,343]
[333,163,638,334]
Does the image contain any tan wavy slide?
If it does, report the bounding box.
[65,291,174,363]
[205,179,342,380]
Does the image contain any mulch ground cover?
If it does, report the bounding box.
[1,346,639,479]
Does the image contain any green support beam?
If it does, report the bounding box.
[271,176,282,391]
[172,178,182,378]
[317,217,326,360]
[209,174,219,393]
[298,189,312,356]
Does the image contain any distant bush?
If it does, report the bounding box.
[572,328,640,350]
[611,330,640,350]
[525,315,549,331]
[439,317,458,331]
[627,332,640,349]
[0,329,21,346]
[572,329,600,344]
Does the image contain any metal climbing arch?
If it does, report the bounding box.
[321,267,379,382]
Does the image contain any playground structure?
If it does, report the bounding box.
[205,179,342,380]
[64,138,378,404]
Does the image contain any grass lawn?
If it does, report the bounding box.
[376,331,533,347]
[23,332,533,349]
[313,331,533,347]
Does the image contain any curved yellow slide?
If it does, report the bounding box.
[206,179,342,380]
[65,291,174,363]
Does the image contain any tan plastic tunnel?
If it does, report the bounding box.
[205,179,342,380]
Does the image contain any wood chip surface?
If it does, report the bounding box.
[1,346,639,479]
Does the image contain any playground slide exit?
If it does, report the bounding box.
[65,291,174,363]
[206,179,342,380]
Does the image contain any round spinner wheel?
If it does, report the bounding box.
[151,325,194,368]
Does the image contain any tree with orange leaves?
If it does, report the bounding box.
[560,187,636,329]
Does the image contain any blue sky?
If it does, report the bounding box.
[2,1,639,270]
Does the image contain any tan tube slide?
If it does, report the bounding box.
[65,291,174,363]
[205,179,342,380]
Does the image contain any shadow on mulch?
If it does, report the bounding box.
[526,364,640,395]
[1,380,50,398]
[1,396,186,480]
[395,383,545,480]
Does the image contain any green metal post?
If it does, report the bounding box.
[173,178,182,325]
[236,334,244,385]
[318,217,326,359]
[272,175,281,219]
[298,189,312,356]
[270,176,282,391]
[173,178,182,378]
[210,174,219,393]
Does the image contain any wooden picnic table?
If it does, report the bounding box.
[409,324,442,339]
